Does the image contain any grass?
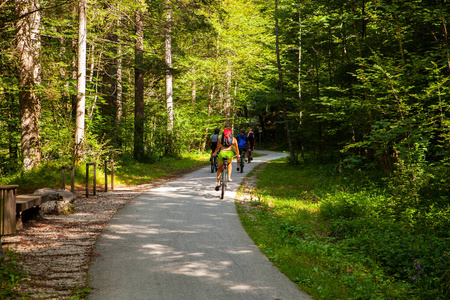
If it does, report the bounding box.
[0,151,208,194]
[0,251,26,300]
[236,158,449,300]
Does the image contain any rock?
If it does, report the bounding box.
[34,188,76,214]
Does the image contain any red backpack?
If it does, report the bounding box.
[221,129,233,146]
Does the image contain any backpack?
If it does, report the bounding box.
[211,133,219,143]
[221,129,233,146]
[248,131,255,143]
[237,134,247,149]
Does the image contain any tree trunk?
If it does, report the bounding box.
[298,7,304,162]
[275,0,296,163]
[101,17,118,145]
[224,60,232,128]
[134,5,145,160]
[71,3,77,121]
[165,0,174,154]
[16,0,42,171]
[116,16,123,145]
[202,83,215,151]
[438,1,450,70]
[75,0,87,162]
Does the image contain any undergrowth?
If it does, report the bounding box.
[236,158,450,300]
[0,251,26,300]
[0,151,208,194]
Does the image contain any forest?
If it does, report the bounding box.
[0,0,449,298]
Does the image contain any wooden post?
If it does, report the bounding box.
[62,166,75,193]
[0,185,18,236]
[62,168,66,190]
[85,164,89,198]
[105,160,114,192]
[93,163,97,195]
[111,160,114,191]
[105,161,108,192]
[70,167,75,193]
[86,163,97,198]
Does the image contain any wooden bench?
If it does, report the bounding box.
[15,194,49,231]
[0,185,18,235]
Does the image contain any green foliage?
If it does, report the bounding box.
[237,158,450,300]
[0,252,26,300]
[114,150,208,186]
[69,287,92,300]
[0,151,208,194]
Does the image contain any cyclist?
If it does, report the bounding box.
[209,128,220,164]
[247,127,255,161]
[236,128,248,170]
[212,128,240,191]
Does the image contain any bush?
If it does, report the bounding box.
[0,252,25,299]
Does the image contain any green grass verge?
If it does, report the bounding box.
[0,151,208,193]
[236,158,449,300]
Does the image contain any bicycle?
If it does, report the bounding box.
[246,150,252,163]
[220,157,229,199]
[237,149,245,173]
[210,155,218,173]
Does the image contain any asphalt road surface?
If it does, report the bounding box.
[88,151,313,300]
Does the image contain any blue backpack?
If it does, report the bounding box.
[237,134,247,149]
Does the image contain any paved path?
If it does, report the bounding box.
[88,151,313,300]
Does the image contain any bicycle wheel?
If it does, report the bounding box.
[220,168,226,199]
[240,158,244,173]
[211,162,215,173]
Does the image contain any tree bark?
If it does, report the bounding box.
[224,60,232,128]
[134,4,145,160]
[75,0,87,162]
[202,83,215,151]
[165,0,174,154]
[101,13,118,145]
[275,0,296,163]
[298,6,304,161]
[165,8,173,124]
[16,0,42,171]
[116,15,123,143]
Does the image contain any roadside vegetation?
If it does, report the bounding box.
[0,251,25,300]
[237,157,449,300]
[0,151,208,194]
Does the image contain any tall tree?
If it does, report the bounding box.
[116,11,123,137]
[16,0,42,171]
[165,0,174,154]
[75,0,87,162]
[274,0,296,163]
[134,2,145,160]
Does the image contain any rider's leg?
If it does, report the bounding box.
[227,161,232,181]
[237,149,243,171]
[216,163,223,186]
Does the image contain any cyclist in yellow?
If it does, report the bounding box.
[212,128,240,191]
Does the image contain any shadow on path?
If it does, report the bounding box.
[88,151,312,300]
